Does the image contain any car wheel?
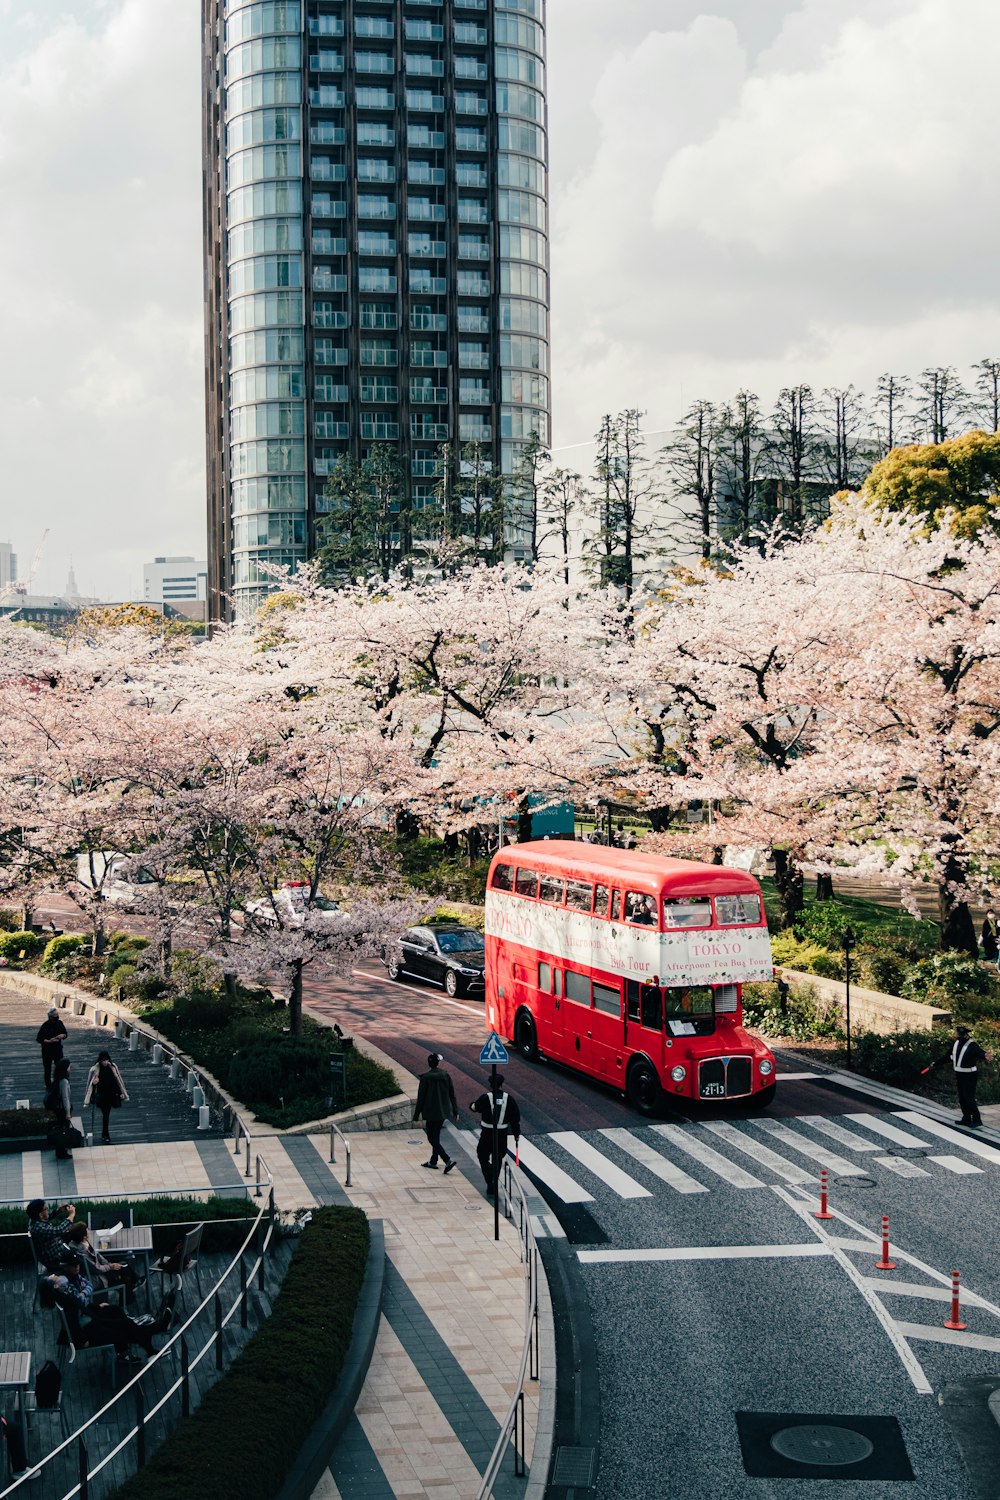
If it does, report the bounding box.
[626,1059,662,1116]
[515,1012,538,1061]
[745,1083,776,1112]
[444,969,462,998]
[387,959,403,981]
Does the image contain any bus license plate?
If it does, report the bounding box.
[700,1082,726,1098]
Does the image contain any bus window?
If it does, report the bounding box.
[554,968,563,997]
[491,863,514,891]
[610,890,622,922]
[640,985,662,1030]
[593,981,620,1016]
[626,980,641,1021]
[515,867,539,898]
[538,961,552,991]
[715,893,762,926]
[565,970,590,1006]
[662,896,712,929]
[625,892,657,926]
[715,984,738,1013]
[539,873,566,904]
[566,879,593,912]
[665,986,714,1016]
[594,884,610,917]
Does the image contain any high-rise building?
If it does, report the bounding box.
[203,0,550,620]
[0,542,16,593]
[143,556,209,604]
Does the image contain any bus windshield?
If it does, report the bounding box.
[664,986,714,1017]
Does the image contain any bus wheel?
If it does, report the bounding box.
[746,1084,776,1112]
[627,1060,662,1116]
[515,1013,538,1062]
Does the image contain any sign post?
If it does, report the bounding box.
[480,1031,509,1241]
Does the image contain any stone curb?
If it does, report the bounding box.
[275,1218,386,1500]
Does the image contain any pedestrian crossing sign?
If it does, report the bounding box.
[480,1032,509,1065]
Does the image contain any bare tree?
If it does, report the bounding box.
[913,366,965,444]
[766,385,823,526]
[661,400,721,562]
[583,410,665,597]
[538,468,583,587]
[458,442,504,564]
[507,432,550,561]
[970,358,1000,434]
[717,389,766,545]
[821,384,869,491]
[873,373,911,456]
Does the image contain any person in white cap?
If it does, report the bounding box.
[413,1053,459,1173]
[36,1008,68,1089]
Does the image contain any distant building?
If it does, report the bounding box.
[0,542,16,592]
[0,594,100,627]
[143,557,208,606]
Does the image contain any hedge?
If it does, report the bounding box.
[107,1206,370,1500]
[0,1108,52,1140]
[0,930,42,962]
[0,1195,259,1267]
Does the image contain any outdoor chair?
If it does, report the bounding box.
[24,1387,71,1445]
[87,1206,134,1232]
[152,1222,204,1310]
[52,1303,118,1388]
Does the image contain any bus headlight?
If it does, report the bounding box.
[759,1058,774,1076]
[670,1065,687,1083]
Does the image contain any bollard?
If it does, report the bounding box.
[875,1215,896,1271]
[185,1070,195,1096]
[198,1104,211,1131]
[169,1057,180,1080]
[115,1020,124,1040]
[128,1030,138,1052]
[192,1086,205,1111]
[814,1168,834,1220]
[944,1271,968,1330]
[86,1133,94,1149]
[152,1044,163,1065]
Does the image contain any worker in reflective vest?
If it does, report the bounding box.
[952,1025,988,1128]
[469,1075,521,1198]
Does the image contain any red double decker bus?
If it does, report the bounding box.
[485,842,777,1113]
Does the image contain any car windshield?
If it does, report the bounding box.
[313,897,339,911]
[435,929,485,953]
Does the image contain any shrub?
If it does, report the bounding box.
[902,952,997,1006]
[856,945,910,996]
[0,1108,52,1140]
[397,835,489,903]
[793,900,855,946]
[0,908,18,932]
[0,930,42,963]
[109,963,138,998]
[172,988,244,1031]
[41,933,86,968]
[770,932,843,977]
[108,932,150,955]
[849,1028,954,1091]
[107,1207,370,1500]
[742,979,842,1042]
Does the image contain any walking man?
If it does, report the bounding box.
[470,1073,521,1198]
[952,1025,988,1127]
[36,1008,68,1089]
[413,1053,459,1173]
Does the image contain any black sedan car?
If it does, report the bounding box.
[385,923,486,997]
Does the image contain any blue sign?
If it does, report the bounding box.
[480,1032,509,1066]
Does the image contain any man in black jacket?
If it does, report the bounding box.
[36,1009,68,1088]
[952,1025,989,1127]
[470,1075,521,1198]
[413,1053,459,1173]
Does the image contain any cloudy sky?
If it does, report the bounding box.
[0,0,995,598]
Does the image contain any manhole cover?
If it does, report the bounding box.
[849,1176,876,1187]
[771,1425,875,1467]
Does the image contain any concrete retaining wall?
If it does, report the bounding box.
[779,967,951,1033]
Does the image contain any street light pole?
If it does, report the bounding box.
[844,927,854,1069]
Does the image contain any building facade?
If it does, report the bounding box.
[203,0,550,619]
[0,542,16,593]
[143,556,209,605]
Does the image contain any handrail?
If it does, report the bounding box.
[0,1159,276,1499]
[474,1159,540,1500]
[327,1119,352,1186]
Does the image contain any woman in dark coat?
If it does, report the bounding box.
[83,1050,129,1144]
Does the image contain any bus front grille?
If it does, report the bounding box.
[698,1056,753,1099]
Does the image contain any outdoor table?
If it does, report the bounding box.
[96,1226,154,1308]
[0,1351,31,1474]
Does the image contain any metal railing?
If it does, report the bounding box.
[327,1120,352,1186]
[474,1159,540,1500]
[0,1163,276,1500]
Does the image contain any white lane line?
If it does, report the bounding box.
[929,1154,983,1176]
[600,1129,708,1195]
[796,1115,880,1153]
[831,1237,881,1253]
[349,967,482,1016]
[894,1112,1000,1167]
[755,1121,867,1177]
[701,1121,812,1186]
[845,1112,932,1148]
[862,1280,993,1309]
[777,1072,820,1080]
[549,1132,652,1199]
[894,1322,1000,1354]
[514,1137,594,1204]
[578,1243,832,1265]
[875,1155,931,1179]
[774,1185,932,1395]
[650,1123,766,1189]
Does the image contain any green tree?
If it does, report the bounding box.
[717,389,766,546]
[317,445,406,583]
[538,468,583,586]
[662,400,721,562]
[508,432,551,561]
[862,429,1000,537]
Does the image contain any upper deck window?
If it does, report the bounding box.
[662,896,712,929]
[594,883,610,917]
[715,893,762,926]
[565,879,593,912]
[538,873,565,904]
[515,867,538,898]
[625,892,657,927]
[491,863,513,891]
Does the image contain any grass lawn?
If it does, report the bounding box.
[758,876,940,950]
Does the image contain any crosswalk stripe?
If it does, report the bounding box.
[701,1121,812,1185]
[845,1113,931,1148]
[599,1129,708,1195]
[549,1132,652,1198]
[796,1115,880,1153]
[755,1121,867,1177]
[875,1154,931,1179]
[894,1112,1000,1166]
[928,1154,983,1176]
[893,1321,1000,1355]
[650,1123,766,1188]
[515,1137,594,1204]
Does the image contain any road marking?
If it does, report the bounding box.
[599,1129,708,1195]
[577,1243,832,1265]
[755,1121,867,1177]
[796,1115,880,1153]
[774,1186,932,1395]
[776,1071,820,1080]
[831,1237,880,1252]
[701,1120,812,1185]
[650,1123,766,1189]
[549,1132,652,1199]
[845,1113,931,1148]
[530,1213,565,1239]
[515,1137,594,1204]
[928,1154,983,1176]
[349,967,482,1016]
[862,1280,993,1309]
[894,1112,1000,1166]
[875,1154,931,1179]
[893,1322,1000,1354]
